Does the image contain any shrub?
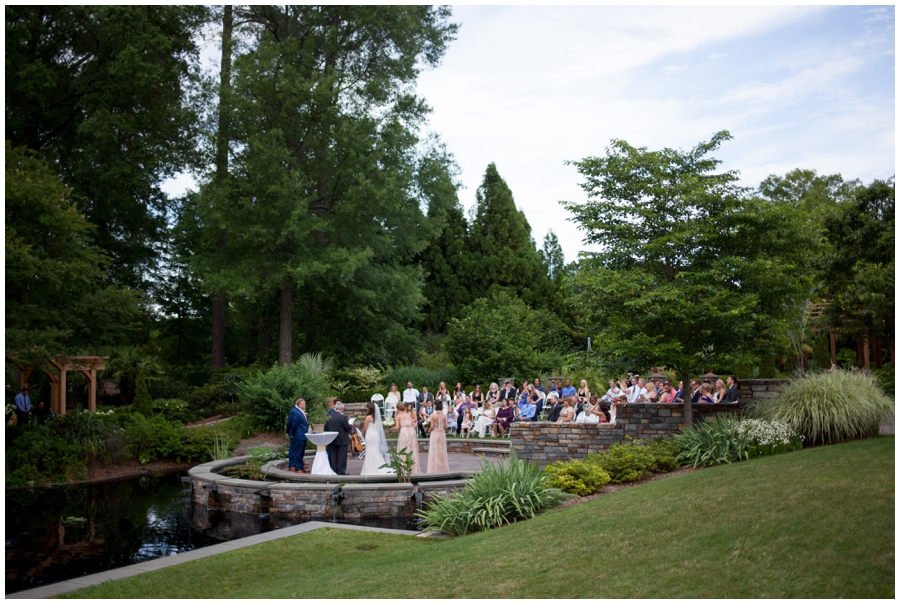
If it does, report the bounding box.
[674,415,748,468]
[237,362,328,431]
[131,378,153,416]
[416,452,564,536]
[123,413,183,464]
[873,363,894,400]
[644,437,681,473]
[544,460,610,496]
[587,439,659,483]
[152,398,197,423]
[757,369,894,445]
[6,429,87,486]
[178,422,241,462]
[52,407,109,460]
[736,419,803,458]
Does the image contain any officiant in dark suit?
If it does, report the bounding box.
[324,400,352,475]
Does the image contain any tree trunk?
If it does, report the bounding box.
[211,6,233,372]
[279,274,293,366]
[681,368,693,428]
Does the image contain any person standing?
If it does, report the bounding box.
[324,401,352,475]
[402,381,419,414]
[393,402,421,474]
[286,397,309,473]
[14,386,31,425]
[426,401,450,473]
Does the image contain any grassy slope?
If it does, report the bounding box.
[62,437,894,599]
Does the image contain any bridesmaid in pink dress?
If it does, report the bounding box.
[427,401,450,473]
[394,403,421,474]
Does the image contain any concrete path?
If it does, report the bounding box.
[8,521,420,599]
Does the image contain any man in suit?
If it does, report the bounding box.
[416,386,434,418]
[723,375,739,404]
[545,392,563,422]
[499,380,516,401]
[324,401,352,475]
[286,396,309,473]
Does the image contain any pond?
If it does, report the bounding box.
[5,472,418,595]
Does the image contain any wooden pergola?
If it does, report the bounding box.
[15,356,107,415]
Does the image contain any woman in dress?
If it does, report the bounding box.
[384,383,401,419]
[393,402,421,474]
[492,399,514,437]
[644,382,658,403]
[360,402,395,476]
[474,401,496,438]
[591,406,609,423]
[556,397,575,423]
[714,379,728,404]
[699,383,716,404]
[471,384,484,407]
[486,382,500,405]
[577,380,591,405]
[453,382,465,401]
[427,401,450,473]
[436,382,452,409]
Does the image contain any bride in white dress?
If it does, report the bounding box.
[361,401,395,476]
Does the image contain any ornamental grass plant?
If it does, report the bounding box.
[757,369,894,445]
[416,452,564,536]
[675,415,748,467]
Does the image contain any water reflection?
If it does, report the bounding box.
[6,473,418,595]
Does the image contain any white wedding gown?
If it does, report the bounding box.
[360,408,395,476]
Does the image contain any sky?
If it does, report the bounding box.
[163,5,895,263]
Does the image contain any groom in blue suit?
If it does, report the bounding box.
[286,397,309,473]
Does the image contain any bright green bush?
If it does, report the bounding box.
[587,440,658,483]
[123,413,183,464]
[757,369,894,445]
[131,378,153,416]
[674,415,748,468]
[544,460,610,496]
[237,362,328,431]
[416,453,564,536]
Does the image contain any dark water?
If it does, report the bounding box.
[5,473,418,594]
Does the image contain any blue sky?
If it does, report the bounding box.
[164,5,895,263]
[414,5,895,261]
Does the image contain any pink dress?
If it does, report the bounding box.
[396,413,421,475]
[427,410,450,473]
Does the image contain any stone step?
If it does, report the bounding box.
[472,447,510,457]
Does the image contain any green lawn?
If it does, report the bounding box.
[62,437,894,598]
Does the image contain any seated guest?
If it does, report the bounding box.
[590,405,609,423]
[699,382,716,404]
[470,384,484,407]
[545,392,563,422]
[602,379,621,403]
[515,396,536,422]
[659,381,677,403]
[460,407,475,437]
[715,379,728,404]
[418,399,435,438]
[561,379,577,399]
[577,380,591,405]
[723,375,739,404]
[492,399,515,437]
[456,394,476,435]
[689,380,701,404]
[644,382,659,403]
[486,382,500,405]
[474,401,496,438]
[33,400,51,424]
[674,381,684,403]
[556,396,575,423]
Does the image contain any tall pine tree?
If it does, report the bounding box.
[468,163,552,308]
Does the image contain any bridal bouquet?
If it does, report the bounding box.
[382,418,395,428]
[422,418,431,431]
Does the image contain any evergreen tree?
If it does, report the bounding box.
[541,230,566,284]
[468,163,552,308]
[420,197,469,333]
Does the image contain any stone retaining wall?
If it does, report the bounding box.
[511,402,746,467]
[736,379,789,401]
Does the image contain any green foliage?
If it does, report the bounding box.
[53,407,108,460]
[674,415,748,467]
[445,293,571,386]
[757,369,894,445]
[5,142,141,363]
[758,352,778,379]
[131,378,154,417]
[381,444,414,482]
[151,399,196,424]
[6,5,210,287]
[5,427,87,486]
[179,423,240,462]
[384,366,458,390]
[416,453,564,536]
[544,460,610,496]
[468,163,554,309]
[562,132,820,421]
[240,446,280,480]
[122,414,183,465]
[587,438,678,483]
[237,362,328,431]
[421,199,470,333]
[873,363,894,400]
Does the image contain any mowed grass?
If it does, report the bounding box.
[61,437,894,598]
